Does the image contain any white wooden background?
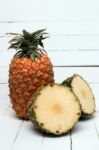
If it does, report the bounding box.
[0,0,99,150]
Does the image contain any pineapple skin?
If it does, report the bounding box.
[29,84,81,135]
[61,74,95,117]
[9,54,54,119]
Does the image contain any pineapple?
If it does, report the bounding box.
[8,29,54,119]
[29,84,81,135]
[62,74,95,117]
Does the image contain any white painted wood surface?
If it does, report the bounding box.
[0,0,99,150]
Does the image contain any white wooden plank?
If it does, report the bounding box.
[40,0,99,21]
[54,67,99,84]
[45,36,99,50]
[1,21,99,36]
[1,67,99,84]
[41,134,70,150]
[71,118,99,150]
[93,112,99,137]
[0,67,9,83]
[0,51,99,67]
[0,84,9,100]
[0,37,9,52]
[49,51,99,66]
[0,100,10,115]
[0,99,15,118]
[11,121,44,150]
[0,0,99,21]
[0,100,23,150]
[0,115,23,150]
[0,0,41,21]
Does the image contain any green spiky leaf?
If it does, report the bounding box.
[8,29,48,60]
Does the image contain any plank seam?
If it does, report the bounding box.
[0,83,7,84]
[52,34,99,36]
[93,118,99,139]
[41,133,45,147]
[70,131,72,150]
[0,19,99,23]
[10,121,24,150]
[3,104,11,116]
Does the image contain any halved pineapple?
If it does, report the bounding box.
[29,84,81,135]
[62,74,95,117]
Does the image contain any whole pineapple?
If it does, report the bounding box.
[8,29,54,119]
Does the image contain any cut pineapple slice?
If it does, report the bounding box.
[62,74,95,116]
[29,84,81,135]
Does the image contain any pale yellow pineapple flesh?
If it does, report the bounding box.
[71,75,95,115]
[32,84,81,135]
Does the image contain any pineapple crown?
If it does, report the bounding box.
[8,29,48,60]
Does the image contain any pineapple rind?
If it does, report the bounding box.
[62,74,95,117]
[29,84,81,135]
